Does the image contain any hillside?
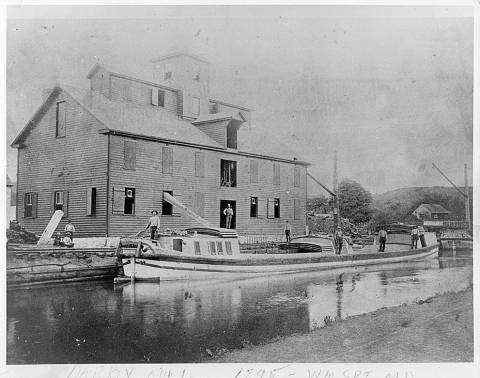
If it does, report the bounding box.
[372,186,472,222]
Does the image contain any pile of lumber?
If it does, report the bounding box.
[7,221,39,244]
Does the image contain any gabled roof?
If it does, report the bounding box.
[11,84,310,165]
[416,203,450,214]
[11,86,62,147]
[65,86,225,149]
[11,84,224,149]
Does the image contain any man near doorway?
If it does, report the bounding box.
[284,220,292,243]
[223,204,234,229]
[145,210,160,240]
[378,226,387,252]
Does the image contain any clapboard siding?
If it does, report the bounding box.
[107,135,307,237]
[194,121,228,147]
[16,90,108,237]
[108,75,178,115]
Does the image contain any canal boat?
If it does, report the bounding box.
[117,194,439,281]
[118,228,439,281]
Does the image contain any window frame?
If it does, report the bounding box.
[195,151,205,177]
[274,198,280,218]
[192,97,200,115]
[54,190,64,212]
[24,192,34,218]
[294,166,301,187]
[124,187,136,215]
[124,140,137,170]
[273,163,281,186]
[56,101,66,138]
[86,187,97,216]
[220,159,237,188]
[162,190,173,216]
[250,196,258,218]
[162,146,173,174]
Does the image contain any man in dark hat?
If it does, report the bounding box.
[145,210,160,240]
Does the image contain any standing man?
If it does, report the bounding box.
[378,226,387,252]
[64,219,76,241]
[411,226,419,249]
[145,210,160,240]
[334,228,344,255]
[418,225,426,247]
[223,204,234,229]
[284,220,292,243]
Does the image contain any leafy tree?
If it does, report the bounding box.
[337,179,373,224]
[306,194,329,213]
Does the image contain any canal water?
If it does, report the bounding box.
[7,248,473,364]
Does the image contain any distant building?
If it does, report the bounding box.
[11,52,310,238]
[6,175,16,223]
[412,203,450,221]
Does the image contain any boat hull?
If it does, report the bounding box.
[122,244,439,281]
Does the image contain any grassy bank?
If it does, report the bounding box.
[217,287,473,363]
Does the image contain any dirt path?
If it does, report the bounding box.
[217,287,473,363]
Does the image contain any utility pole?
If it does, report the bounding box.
[464,163,471,233]
[431,162,471,234]
[333,150,339,231]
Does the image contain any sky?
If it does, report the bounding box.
[5,5,474,196]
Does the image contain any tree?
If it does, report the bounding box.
[337,179,373,224]
[306,194,329,214]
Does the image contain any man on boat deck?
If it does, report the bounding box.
[223,204,234,229]
[145,210,161,240]
[334,228,344,254]
[411,226,419,249]
[284,220,292,243]
[418,225,426,247]
[378,227,387,252]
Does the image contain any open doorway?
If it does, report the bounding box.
[220,200,236,229]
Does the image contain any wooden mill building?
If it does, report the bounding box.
[12,52,310,238]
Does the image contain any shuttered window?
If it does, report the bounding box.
[267,198,275,219]
[24,192,38,218]
[294,199,302,220]
[56,101,66,138]
[250,160,258,183]
[162,147,173,174]
[122,85,132,101]
[151,88,165,107]
[273,163,280,186]
[124,140,136,170]
[257,198,266,218]
[112,187,135,215]
[294,166,300,187]
[192,97,200,115]
[194,192,205,218]
[195,152,204,177]
[86,187,96,216]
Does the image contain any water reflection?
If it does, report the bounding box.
[7,249,473,364]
